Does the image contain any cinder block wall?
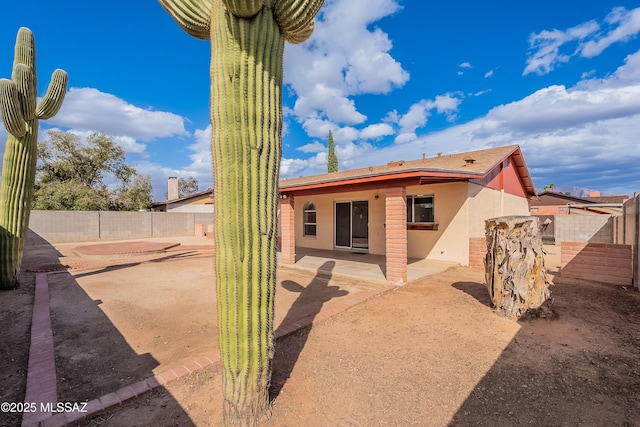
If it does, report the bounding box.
[99,211,153,240]
[28,211,214,243]
[469,237,486,268]
[561,242,632,286]
[29,211,100,242]
[554,215,613,244]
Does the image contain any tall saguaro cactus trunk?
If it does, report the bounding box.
[0,28,67,289]
[159,1,324,424]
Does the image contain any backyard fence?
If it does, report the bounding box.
[28,210,214,243]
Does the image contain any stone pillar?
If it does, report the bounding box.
[279,195,296,265]
[385,187,407,283]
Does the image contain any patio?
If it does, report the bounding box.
[280,247,460,284]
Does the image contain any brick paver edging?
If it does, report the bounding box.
[27,274,397,426]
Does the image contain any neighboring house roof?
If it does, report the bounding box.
[279,145,536,197]
[531,191,628,215]
[532,191,629,205]
[584,195,629,204]
[151,188,213,209]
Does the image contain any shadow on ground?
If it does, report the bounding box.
[8,230,197,427]
[449,276,640,426]
[271,261,348,401]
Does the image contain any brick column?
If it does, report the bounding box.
[385,187,407,283]
[279,195,296,265]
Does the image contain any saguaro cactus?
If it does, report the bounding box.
[158,0,324,424]
[0,27,68,289]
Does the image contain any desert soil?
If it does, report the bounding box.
[1,234,639,426]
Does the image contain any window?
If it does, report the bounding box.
[406,195,435,224]
[303,202,317,237]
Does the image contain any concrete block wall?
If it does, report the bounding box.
[469,237,486,268]
[29,211,100,243]
[28,210,215,243]
[554,215,613,244]
[99,211,153,240]
[561,242,632,286]
[151,212,194,237]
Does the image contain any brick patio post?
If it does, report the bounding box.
[279,195,296,265]
[385,187,407,283]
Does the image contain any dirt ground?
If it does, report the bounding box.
[1,234,639,426]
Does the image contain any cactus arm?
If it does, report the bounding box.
[36,70,68,120]
[0,79,26,137]
[158,0,212,40]
[273,0,324,43]
[222,0,264,17]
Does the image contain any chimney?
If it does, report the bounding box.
[589,190,601,198]
[168,177,179,201]
[463,156,475,165]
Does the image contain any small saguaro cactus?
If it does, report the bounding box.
[0,27,68,289]
[159,0,324,424]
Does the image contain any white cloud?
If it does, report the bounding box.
[524,7,640,76]
[297,141,326,153]
[394,93,464,140]
[282,47,640,197]
[459,62,472,68]
[285,0,409,127]
[523,21,599,75]
[580,7,640,58]
[484,70,494,78]
[360,123,394,140]
[47,87,190,146]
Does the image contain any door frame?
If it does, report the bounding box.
[334,200,369,251]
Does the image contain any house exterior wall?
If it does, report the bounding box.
[167,203,214,213]
[294,189,386,255]
[292,181,530,266]
[406,182,469,262]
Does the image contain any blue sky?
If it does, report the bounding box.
[2,1,640,200]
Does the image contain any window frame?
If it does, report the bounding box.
[303,201,317,237]
[406,194,437,230]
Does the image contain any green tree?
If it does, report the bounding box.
[33,130,153,211]
[178,176,199,197]
[113,175,154,211]
[159,0,325,423]
[327,130,338,172]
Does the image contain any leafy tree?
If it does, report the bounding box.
[32,130,153,211]
[327,130,338,172]
[113,175,154,211]
[178,176,199,197]
[543,183,556,192]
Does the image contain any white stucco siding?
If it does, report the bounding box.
[405,182,469,262]
[294,190,386,255]
[467,183,530,238]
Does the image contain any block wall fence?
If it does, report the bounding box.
[28,210,214,243]
[560,242,633,286]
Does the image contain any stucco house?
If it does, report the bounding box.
[530,191,628,216]
[277,144,536,283]
[151,188,214,213]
